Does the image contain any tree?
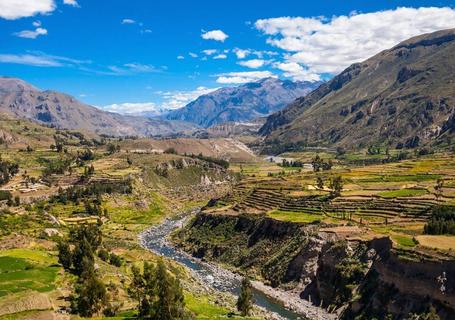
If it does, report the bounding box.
[107,143,119,155]
[72,237,94,276]
[316,176,324,190]
[435,178,444,201]
[57,240,72,270]
[109,252,123,267]
[237,277,253,316]
[71,271,107,317]
[14,196,20,206]
[128,260,188,320]
[154,259,186,320]
[329,176,343,198]
[312,155,323,172]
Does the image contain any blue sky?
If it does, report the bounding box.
[1,0,455,113]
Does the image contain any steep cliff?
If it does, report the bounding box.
[173,212,455,319]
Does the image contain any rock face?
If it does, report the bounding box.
[260,28,455,152]
[173,212,455,319]
[164,78,322,127]
[0,77,196,137]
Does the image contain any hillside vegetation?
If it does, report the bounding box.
[260,29,455,153]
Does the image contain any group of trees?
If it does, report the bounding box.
[57,224,122,317]
[0,190,20,206]
[278,159,304,168]
[128,259,190,319]
[52,180,132,205]
[315,175,344,197]
[190,153,230,169]
[311,155,333,172]
[0,157,19,185]
[107,143,121,155]
[41,156,73,177]
[424,206,455,235]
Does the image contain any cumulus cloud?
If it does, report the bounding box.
[63,0,79,7]
[0,0,55,20]
[255,7,455,77]
[238,59,269,69]
[0,52,90,67]
[177,55,185,60]
[189,52,198,58]
[103,86,219,115]
[233,48,278,60]
[157,86,219,109]
[216,71,276,84]
[14,27,47,39]
[213,53,227,59]
[202,49,217,56]
[273,62,321,81]
[121,18,136,24]
[201,29,229,42]
[102,102,162,115]
[32,20,41,27]
[233,48,250,59]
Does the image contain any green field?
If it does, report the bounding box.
[267,210,323,224]
[0,253,59,297]
[378,188,428,198]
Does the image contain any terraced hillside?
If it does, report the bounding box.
[209,152,455,250]
[174,151,455,319]
[0,116,265,319]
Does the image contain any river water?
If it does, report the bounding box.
[139,209,305,320]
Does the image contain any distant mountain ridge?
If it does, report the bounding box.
[164,78,322,128]
[260,28,455,152]
[0,77,195,137]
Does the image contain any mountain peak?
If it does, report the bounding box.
[0,77,39,93]
[260,28,455,152]
[164,78,322,128]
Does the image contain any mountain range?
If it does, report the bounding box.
[163,78,321,127]
[0,77,195,137]
[260,28,455,152]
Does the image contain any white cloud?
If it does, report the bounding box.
[0,0,55,20]
[121,18,136,24]
[157,86,219,109]
[0,52,89,67]
[201,29,229,42]
[202,49,217,55]
[215,71,276,84]
[255,7,455,76]
[103,86,219,115]
[233,48,250,59]
[273,62,321,81]
[213,53,227,59]
[14,27,47,39]
[233,48,278,59]
[107,63,162,75]
[63,0,79,7]
[177,55,185,60]
[238,59,268,69]
[0,53,60,66]
[32,20,41,27]
[103,102,162,115]
[189,52,198,58]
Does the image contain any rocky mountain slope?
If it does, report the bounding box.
[0,77,195,137]
[164,78,321,127]
[260,29,455,152]
[173,212,455,320]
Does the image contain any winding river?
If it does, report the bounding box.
[139,208,305,319]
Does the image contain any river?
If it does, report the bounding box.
[139,208,305,319]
